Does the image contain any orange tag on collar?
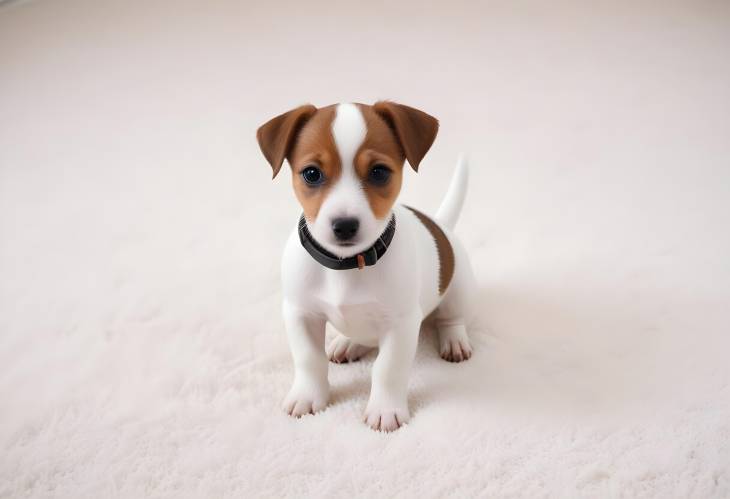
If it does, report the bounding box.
[357,254,365,270]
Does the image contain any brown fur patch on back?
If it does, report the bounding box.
[405,206,455,295]
[288,105,340,220]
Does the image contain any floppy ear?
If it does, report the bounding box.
[256,104,317,178]
[372,101,439,171]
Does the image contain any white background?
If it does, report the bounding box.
[1,0,729,497]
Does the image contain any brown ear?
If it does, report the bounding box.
[372,101,439,171]
[256,104,317,178]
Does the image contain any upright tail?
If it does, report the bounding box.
[435,154,469,230]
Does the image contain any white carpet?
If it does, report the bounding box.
[1,0,729,497]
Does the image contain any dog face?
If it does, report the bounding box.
[257,102,438,257]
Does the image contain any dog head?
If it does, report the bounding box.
[257,102,438,257]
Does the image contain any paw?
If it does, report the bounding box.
[440,339,472,362]
[363,403,410,432]
[438,325,472,363]
[282,382,329,418]
[326,334,373,364]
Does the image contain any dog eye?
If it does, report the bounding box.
[301,166,325,186]
[368,164,392,186]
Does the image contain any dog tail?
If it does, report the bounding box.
[435,154,469,230]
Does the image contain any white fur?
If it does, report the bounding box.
[281,104,476,431]
[436,153,469,230]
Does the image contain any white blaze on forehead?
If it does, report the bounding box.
[332,103,367,172]
[310,102,387,255]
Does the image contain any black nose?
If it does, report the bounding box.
[331,217,360,241]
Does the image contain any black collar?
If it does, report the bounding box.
[298,214,396,270]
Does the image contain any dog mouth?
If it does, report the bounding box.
[335,242,356,247]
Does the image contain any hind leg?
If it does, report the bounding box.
[326,334,374,364]
[437,322,472,362]
[434,240,476,363]
[434,294,473,362]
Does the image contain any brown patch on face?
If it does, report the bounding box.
[372,101,439,172]
[288,105,341,220]
[256,104,317,178]
[354,104,406,220]
[405,206,455,295]
[258,102,437,223]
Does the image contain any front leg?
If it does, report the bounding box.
[281,302,329,417]
[364,310,421,432]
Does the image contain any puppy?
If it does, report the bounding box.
[256,102,476,431]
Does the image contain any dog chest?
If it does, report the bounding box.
[314,278,397,343]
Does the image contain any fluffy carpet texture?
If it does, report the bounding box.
[1,0,729,497]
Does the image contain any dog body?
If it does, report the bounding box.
[257,102,475,431]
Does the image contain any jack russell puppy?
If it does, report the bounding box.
[256,101,476,432]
